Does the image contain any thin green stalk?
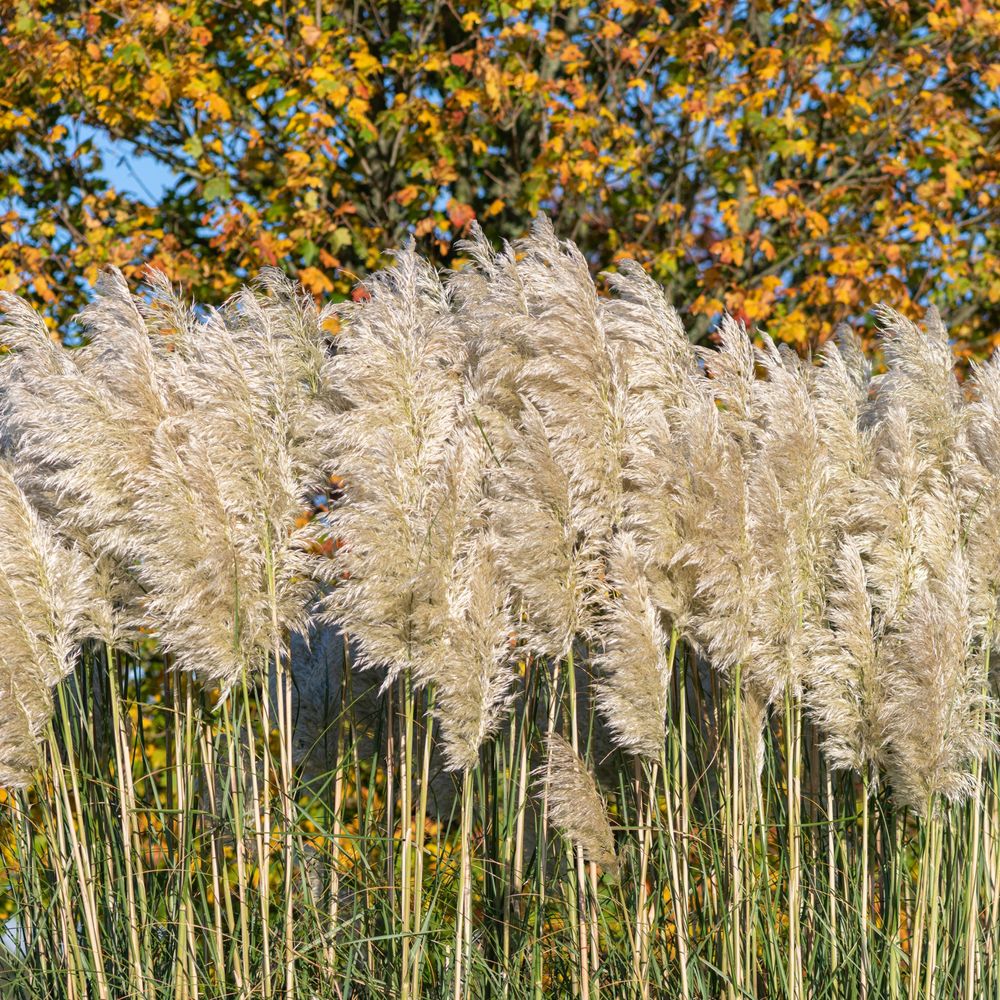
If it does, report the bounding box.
[964,643,991,1000]
[785,690,802,1000]
[664,629,690,1000]
[888,805,903,999]
[200,724,234,997]
[453,768,474,1000]
[923,809,944,1000]
[54,685,110,1000]
[239,672,271,999]
[105,644,148,1000]
[410,686,435,1000]
[32,772,88,1000]
[659,749,691,1000]
[635,760,655,1000]
[537,658,561,1000]
[861,768,871,1000]
[566,647,592,1000]
[399,674,415,1000]
[224,697,253,991]
[908,798,936,1000]
[678,645,691,939]
[825,767,839,995]
[727,665,744,1000]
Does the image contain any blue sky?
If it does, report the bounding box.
[88,128,177,202]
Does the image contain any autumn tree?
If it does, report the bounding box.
[2,0,999,350]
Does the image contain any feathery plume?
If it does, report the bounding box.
[514,219,631,539]
[538,732,619,880]
[0,460,101,785]
[319,247,465,683]
[807,540,889,777]
[1,269,183,563]
[421,531,517,772]
[129,271,336,687]
[697,313,758,443]
[600,258,697,411]
[882,555,989,812]
[747,334,839,701]
[812,328,874,494]
[0,677,41,789]
[599,260,706,639]
[857,404,949,633]
[872,304,965,468]
[490,403,604,659]
[594,532,673,759]
[680,389,759,677]
[961,356,1000,637]
[618,399,702,638]
[449,223,537,452]
[838,306,990,806]
[674,315,765,678]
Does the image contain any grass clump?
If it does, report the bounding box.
[0,221,998,999]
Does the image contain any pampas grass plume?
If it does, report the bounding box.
[538,732,619,881]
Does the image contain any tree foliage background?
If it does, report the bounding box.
[2,0,999,351]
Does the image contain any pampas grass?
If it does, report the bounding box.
[2,223,999,1000]
[537,733,618,881]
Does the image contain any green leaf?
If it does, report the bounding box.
[299,239,319,265]
[203,175,231,201]
[330,227,352,253]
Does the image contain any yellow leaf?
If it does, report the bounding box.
[205,93,231,121]
[285,150,311,169]
[145,73,171,109]
[353,51,380,75]
[347,97,370,121]
[768,197,790,221]
[33,275,54,303]
[298,266,333,294]
[804,209,829,237]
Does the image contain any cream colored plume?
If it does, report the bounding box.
[962,356,1000,638]
[419,531,517,772]
[130,273,337,688]
[538,733,619,881]
[490,403,604,659]
[448,223,538,452]
[0,683,41,789]
[873,304,965,467]
[595,532,673,760]
[746,334,840,702]
[807,540,889,777]
[0,461,102,786]
[319,247,466,682]
[320,247,523,760]
[882,554,989,812]
[0,269,183,568]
